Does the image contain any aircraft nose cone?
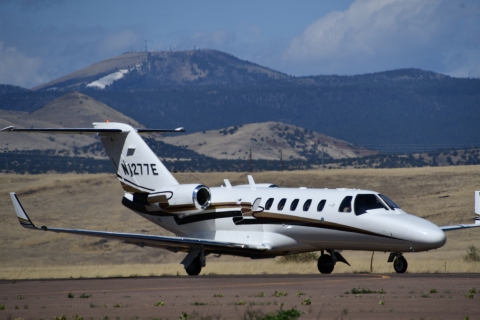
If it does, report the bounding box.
[413,219,446,250]
[426,226,446,247]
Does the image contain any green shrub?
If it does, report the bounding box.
[262,307,303,320]
[351,287,379,294]
[273,291,288,297]
[463,245,480,262]
[67,293,74,298]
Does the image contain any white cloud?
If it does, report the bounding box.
[281,0,480,77]
[0,42,46,88]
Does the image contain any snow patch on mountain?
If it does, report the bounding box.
[86,69,129,89]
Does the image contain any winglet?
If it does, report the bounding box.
[475,191,480,225]
[475,191,480,215]
[0,126,14,132]
[10,192,40,230]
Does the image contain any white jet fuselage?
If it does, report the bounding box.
[131,186,447,256]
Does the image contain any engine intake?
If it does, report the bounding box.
[155,184,212,214]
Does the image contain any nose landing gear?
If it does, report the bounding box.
[388,253,408,273]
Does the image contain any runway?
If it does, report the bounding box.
[1,274,479,319]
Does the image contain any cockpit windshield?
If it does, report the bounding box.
[354,194,389,215]
[378,194,400,210]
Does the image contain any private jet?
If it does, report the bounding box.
[3,122,480,275]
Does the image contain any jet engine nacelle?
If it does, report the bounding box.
[152,184,212,214]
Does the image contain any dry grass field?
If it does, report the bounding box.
[1,165,480,279]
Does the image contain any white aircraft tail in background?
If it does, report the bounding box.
[3,122,480,275]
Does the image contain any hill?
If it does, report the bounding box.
[0,92,141,155]
[161,122,376,160]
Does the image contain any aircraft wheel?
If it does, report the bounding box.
[393,256,408,273]
[185,256,202,276]
[317,254,335,274]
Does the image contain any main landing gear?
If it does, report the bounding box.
[317,250,350,274]
[182,249,207,276]
[388,253,408,273]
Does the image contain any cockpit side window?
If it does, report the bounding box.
[378,194,400,210]
[265,198,274,210]
[277,198,287,211]
[339,196,353,212]
[354,194,388,215]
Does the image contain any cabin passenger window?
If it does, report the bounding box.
[290,199,299,211]
[317,199,326,212]
[354,194,388,215]
[265,198,274,210]
[339,196,353,212]
[303,199,312,211]
[277,198,287,211]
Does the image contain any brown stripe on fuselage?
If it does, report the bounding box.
[253,211,398,239]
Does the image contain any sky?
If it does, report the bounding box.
[0,0,479,89]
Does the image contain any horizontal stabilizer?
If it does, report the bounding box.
[1,126,185,134]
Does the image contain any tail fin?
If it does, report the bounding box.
[2,122,183,192]
[93,122,178,192]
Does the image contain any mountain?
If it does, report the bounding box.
[3,50,480,153]
[160,122,376,160]
[32,53,148,91]
[0,84,30,94]
[0,92,141,155]
[33,50,288,91]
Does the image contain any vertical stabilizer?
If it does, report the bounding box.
[94,122,178,192]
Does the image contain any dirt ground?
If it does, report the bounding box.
[1,274,479,320]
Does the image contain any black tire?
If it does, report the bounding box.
[185,256,202,276]
[393,256,408,273]
[317,254,335,274]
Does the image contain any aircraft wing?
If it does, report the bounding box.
[10,193,267,257]
[440,219,480,232]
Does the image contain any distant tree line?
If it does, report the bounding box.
[2,147,480,174]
